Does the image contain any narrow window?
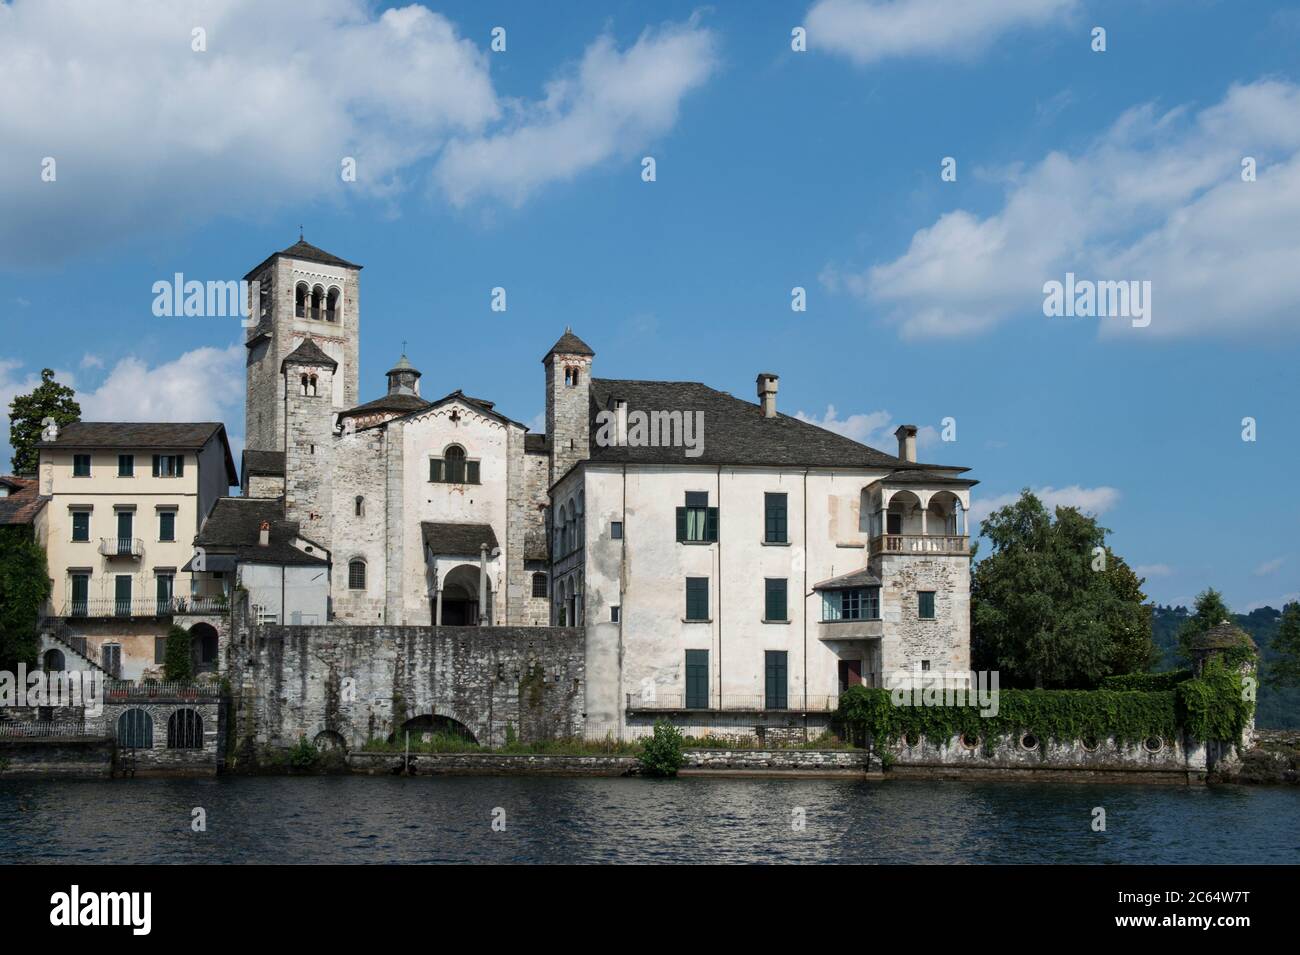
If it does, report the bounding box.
[918,591,936,620]
[610,521,623,540]
[348,560,367,590]
[765,578,788,622]
[73,454,91,477]
[685,577,709,621]
[685,649,709,709]
[764,492,788,543]
[765,651,789,710]
[118,454,134,477]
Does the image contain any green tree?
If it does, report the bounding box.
[0,525,52,670]
[1265,602,1300,689]
[163,624,193,681]
[7,368,80,475]
[971,490,1155,688]
[1175,588,1232,663]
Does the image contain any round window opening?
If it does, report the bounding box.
[904,731,920,747]
[960,732,980,749]
[1019,733,1039,751]
[1143,736,1164,754]
[1081,736,1100,752]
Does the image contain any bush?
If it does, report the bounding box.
[162,625,192,681]
[638,720,686,777]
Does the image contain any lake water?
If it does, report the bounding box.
[2,776,1297,864]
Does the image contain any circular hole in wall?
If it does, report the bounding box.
[1019,733,1039,751]
[960,733,980,749]
[1143,736,1164,754]
[904,731,920,747]
[1081,736,1100,752]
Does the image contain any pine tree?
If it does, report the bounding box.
[7,368,80,475]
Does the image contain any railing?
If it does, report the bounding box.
[869,534,969,557]
[53,595,228,619]
[626,693,841,713]
[98,537,143,558]
[105,680,220,701]
[0,720,108,739]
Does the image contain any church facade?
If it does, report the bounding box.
[237,239,978,734]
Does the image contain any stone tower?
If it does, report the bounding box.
[281,338,337,547]
[544,328,594,484]
[244,238,362,454]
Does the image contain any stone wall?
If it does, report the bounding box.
[232,624,585,755]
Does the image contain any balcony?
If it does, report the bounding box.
[98,537,143,558]
[869,534,969,557]
[626,693,841,714]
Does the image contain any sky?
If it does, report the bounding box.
[1,0,1297,612]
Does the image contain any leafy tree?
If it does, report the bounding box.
[1175,588,1232,663]
[971,489,1155,688]
[7,368,80,475]
[0,526,52,670]
[163,624,193,681]
[1265,602,1300,689]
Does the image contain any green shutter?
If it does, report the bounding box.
[705,507,719,542]
[466,460,480,484]
[676,507,687,541]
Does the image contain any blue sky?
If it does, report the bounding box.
[1,0,1297,611]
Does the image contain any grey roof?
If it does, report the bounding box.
[422,521,499,557]
[281,336,338,371]
[812,568,882,590]
[0,476,46,526]
[38,422,237,485]
[195,497,328,566]
[544,328,595,359]
[242,450,285,479]
[584,378,961,472]
[244,238,362,280]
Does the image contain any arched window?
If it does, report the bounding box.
[295,282,309,318]
[118,708,153,748]
[326,286,340,322]
[348,559,367,590]
[355,495,365,517]
[531,572,548,598]
[310,285,325,320]
[167,709,203,749]
[444,445,466,483]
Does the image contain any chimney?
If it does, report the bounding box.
[894,424,918,463]
[756,373,779,418]
[258,520,271,547]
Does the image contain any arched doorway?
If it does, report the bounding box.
[391,714,478,746]
[439,564,489,626]
[189,623,219,674]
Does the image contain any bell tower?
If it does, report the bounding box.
[244,237,362,453]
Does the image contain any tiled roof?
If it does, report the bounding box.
[281,336,338,371]
[421,521,499,557]
[0,476,46,526]
[243,238,362,280]
[544,328,595,359]
[195,497,328,566]
[37,422,237,485]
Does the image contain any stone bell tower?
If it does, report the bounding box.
[244,237,362,454]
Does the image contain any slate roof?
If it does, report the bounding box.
[585,379,966,472]
[0,476,46,526]
[242,450,285,479]
[545,328,595,358]
[38,422,238,485]
[281,336,338,371]
[421,521,499,557]
[194,497,328,566]
[812,568,882,590]
[243,238,362,280]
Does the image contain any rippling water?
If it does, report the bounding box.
[2,776,1297,864]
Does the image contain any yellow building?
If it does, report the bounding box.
[36,422,237,680]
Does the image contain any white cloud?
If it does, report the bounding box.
[434,20,717,207]
[1135,564,1174,578]
[805,0,1075,65]
[837,80,1300,340]
[1253,556,1285,577]
[970,485,1120,525]
[794,404,939,454]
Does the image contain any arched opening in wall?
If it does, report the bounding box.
[391,714,478,746]
[42,649,65,672]
[440,563,489,626]
[325,287,340,322]
[117,708,153,748]
[310,285,324,320]
[313,730,347,753]
[295,282,309,318]
[167,708,204,749]
[189,623,219,674]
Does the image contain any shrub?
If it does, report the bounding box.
[638,720,686,777]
